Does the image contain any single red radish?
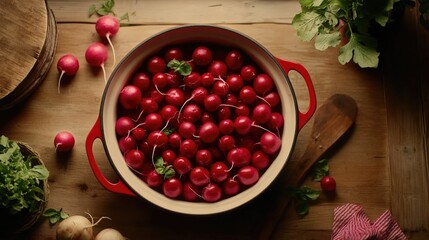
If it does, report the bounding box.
[198,122,220,143]
[178,121,197,139]
[253,74,274,95]
[210,161,229,182]
[240,65,256,81]
[179,139,198,158]
[163,178,183,198]
[225,50,243,70]
[173,156,192,175]
[54,131,75,153]
[147,56,166,74]
[95,15,120,67]
[115,116,135,136]
[124,149,145,170]
[182,182,200,201]
[236,166,259,186]
[252,103,272,124]
[146,169,164,187]
[226,147,251,167]
[189,166,210,187]
[57,54,79,93]
[192,46,213,66]
[162,149,177,164]
[168,133,182,150]
[223,177,241,196]
[195,149,213,166]
[260,132,281,155]
[164,47,183,62]
[85,42,108,83]
[264,91,280,108]
[320,176,336,192]
[208,60,228,77]
[218,135,235,152]
[202,183,222,202]
[118,136,136,153]
[119,85,142,110]
[251,150,270,170]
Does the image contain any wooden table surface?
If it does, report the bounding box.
[1,0,429,239]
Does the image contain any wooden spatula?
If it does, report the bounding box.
[260,93,358,239]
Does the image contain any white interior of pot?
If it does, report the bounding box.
[100,25,298,215]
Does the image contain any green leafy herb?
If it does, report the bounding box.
[338,33,380,68]
[88,0,132,23]
[43,208,69,224]
[311,159,329,182]
[0,135,49,215]
[119,12,130,22]
[287,185,321,216]
[162,128,175,136]
[167,59,192,76]
[89,0,116,17]
[154,156,175,179]
[292,0,420,68]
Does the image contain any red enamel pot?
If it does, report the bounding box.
[86,25,316,215]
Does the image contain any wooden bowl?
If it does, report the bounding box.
[0,0,57,110]
[86,25,316,215]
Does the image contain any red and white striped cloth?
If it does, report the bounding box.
[332,203,407,240]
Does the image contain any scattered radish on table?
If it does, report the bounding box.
[57,54,79,94]
[54,131,75,152]
[320,175,336,192]
[85,42,108,83]
[95,15,120,67]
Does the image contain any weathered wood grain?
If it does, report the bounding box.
[47,0,299,24]
[0,23,392,240]
[0,0,428,238]
[382,8,429,231]
[0,0,54,109]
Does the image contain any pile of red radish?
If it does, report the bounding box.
[115,44,283,203]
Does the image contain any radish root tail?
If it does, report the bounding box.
[106,34,116,68]
[101,64,107,84]
[84,212,111,229]
[58,71,65,94]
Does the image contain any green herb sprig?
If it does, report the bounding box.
[288,158,332,216]
[311,159,329,182]
[154,157,175,179]
[288,186,321,216]
[43,208,69,224]
[167,59,192,76]
[88,0,132,22]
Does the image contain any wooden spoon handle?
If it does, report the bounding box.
[259,94,357,240]
[286,94,357,186]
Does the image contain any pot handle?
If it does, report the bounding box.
[276,58,317,131]
[86,117,135,196]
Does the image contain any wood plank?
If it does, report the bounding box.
[46,0,300,24]
[0,23,395,239]
[382,7,429,231]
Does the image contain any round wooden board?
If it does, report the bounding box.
[0,0,57,110]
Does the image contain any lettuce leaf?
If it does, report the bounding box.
[0,135,49,215]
